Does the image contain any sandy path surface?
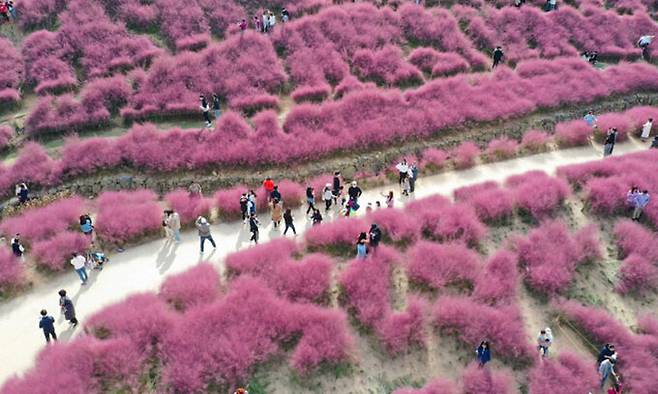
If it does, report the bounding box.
[0,140,647,386]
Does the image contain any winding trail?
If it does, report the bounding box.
[0,139,647,386]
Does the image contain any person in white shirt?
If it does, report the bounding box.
[70,253,88,285]
[395,159,409,186]
[268,12,276,31]
[537,328,553,359]
[641,118,653,141]
[638,35,655,61]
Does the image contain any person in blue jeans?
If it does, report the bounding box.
[195,216,216,253]
[38,309,57,343]
[70,253,88,285]
[476,341,491,366]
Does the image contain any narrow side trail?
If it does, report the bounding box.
[0,140,646,385]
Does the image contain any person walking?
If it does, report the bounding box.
[311,208,323,225]
[537,328,553,359]
[603,128,617,156]
[10,234,24,259]
[247,191,257,216]
[641,118,653,141]
[268,11,276,31]
[212,94,221,121]
[584,111,597,127]
[306,186,316,215]
[409,163,418,193]
[323,184,333,211]
[476,341,491,367]
[240,193,249,222]
[356,232,369,259]
[368,224,382,253]
[195,216,216,253]
[283,208,296,235]
[396,159,409,186]
[597,344,616,366]
[58,290,78,327]
[200,95,212,128]
[492,46,504,68]
[638,35,654,62]
[249,214,260,244]
[599,355,618,389]
[70,253,88,285]
[79,214,93,238]
[348,181,362,204]
[632,190,650,221]
[39,309,57,344]
[382,191,394,208]
[270,199,283,228]
[169,210,181,242]
[332,171,342,203]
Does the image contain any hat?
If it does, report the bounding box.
[198,217,207,224]
[326,183,331,187]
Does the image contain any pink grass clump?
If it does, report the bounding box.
[584,176,629,214]
[305,216,369,252]
[0,247,25,296]
[164,189,212,225]
[461,363,516,394]
[506,171,570,220]
[95,190,162,245]
[485,137,518,161]
[86,293,177,353]
[521,130,550,152]
[593,112,632,143]
[473,250,519,305]
[405,197,486,246]
[456,182,515,223]
[616,254,658,295]
[0,38,23,106]
[375,296,429,356]
[225,238,297,278]
[434,296,532,361]
[291,83,331,104]
[529,352,599,394]
[405,241,480,290]
[353,45,423,87]
[0,196,84,243]
[0,126,12,151]
[420,148,448,171]
[393,378,457,394]
[452,141,480,169]
[555,119,592,147]
[512,220,598,295]
[257,179,304,208]
[214,184,248,220]
[159,263,221,311]
[273,254,333,303]
[613,219,658,261]
[31,231,91,271]
[366,208,420,244]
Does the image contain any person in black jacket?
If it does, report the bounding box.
[332,171,342,202]
[212,93,221,121]
[369,224,382,252]
[347,181,362,202]
[283,208,296,235]
[200,95,212,128]
[492,46,504,68]
[39,309,57,343]
[249,214,260,244]
[603,128,618,156]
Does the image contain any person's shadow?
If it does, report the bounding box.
[234,225,252,250]
[58,324,78,341]
[199,246,217,263]
[157,242,179,275]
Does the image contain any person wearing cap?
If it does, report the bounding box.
[195,216,216,253]
[323,183,333,211]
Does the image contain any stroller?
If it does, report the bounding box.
[86,251,109,270]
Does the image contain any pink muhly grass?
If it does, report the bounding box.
[461,362,516,394]
[0,196,84,243]
[214,184,248,220]
[484,137,518,161]
[506,171,570,220]
[291,83,332,103]
[452,141,481,169]
[31,231,91,271]
[8,142,59,188]
[420,148,448,171]
[0,126,12,150]
[555,119,592,147]
[433,296,532,361]
[468,187,515,223]
[453,181,498,202]
[473,250,519,305]
[0,247,25,295]
[57,136,123,177]
[392,377,457,394]
[86,293,177,353]
[338,247,398,328]
[593,113,632,143]
[616,254,658,295]
[573,224,602,262]
[584,176,629,214]
[512,220,597,295]
[164,189,212,225]
[225,238,297,278]
[374,296,429,355]
[520,130,550,152]
[159,263,221,311]
[613,219,658,261]
[273,254,333,303]
[95,190,162,245]
[305,216,369,252]
[366,208,420,244]
[430,53,469,77]
[529,352,599,394]
[0,38,23,105]
[405,241,481,290]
